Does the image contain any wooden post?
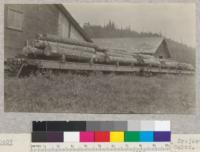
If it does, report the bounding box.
[17,63,25,77]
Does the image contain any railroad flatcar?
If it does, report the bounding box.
[137,54,161,67]
[159,59,179,69]
[19,35,195,76]
[177,62,195,71]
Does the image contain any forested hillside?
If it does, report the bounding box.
[83,21,195,66]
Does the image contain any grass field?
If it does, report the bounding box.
[4,73,195,114]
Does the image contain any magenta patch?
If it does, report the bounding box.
[80,131,94,142]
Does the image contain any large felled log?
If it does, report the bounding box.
[108,56,138,65]
[94,52,107,63]
[100,48,133,58]
[160,59,178,69]
[133,54,161,67]
[107,48,133,56]
[22,45,61,60]
[38,40,96,54]
[49,45,95,62]
[23,45,44,56]
[143,57,161,67]
[38,34,98,49]
[106,52,132,58]
[178,63,194,71]
[27,39,96,62]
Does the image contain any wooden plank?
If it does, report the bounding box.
[24,59,195,75]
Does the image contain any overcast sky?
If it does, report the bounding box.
[64,3,196,47]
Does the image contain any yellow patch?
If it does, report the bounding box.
[110,131,124,142]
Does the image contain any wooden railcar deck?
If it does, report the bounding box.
[16,59,194,76]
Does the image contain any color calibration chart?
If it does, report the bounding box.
[31,120,171,152]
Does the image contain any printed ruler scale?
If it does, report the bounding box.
[31,143,171,152]
[31,121,171,152]
[1,134,200,152]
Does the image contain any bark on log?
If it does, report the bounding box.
[38,34,98,49]
[39,40,96,53]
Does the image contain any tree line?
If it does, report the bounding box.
[83,21,160,38]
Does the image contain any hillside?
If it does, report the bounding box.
[84,22,195,66]
[83,21,160,38]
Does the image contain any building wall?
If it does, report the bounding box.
[70,25,85,41]
[57,11,84,41]
[4,4,87,59]
[58,11,70,39]
[155,40,170,59]
[4,4,59,58]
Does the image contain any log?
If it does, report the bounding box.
[49,44,94,56]
[30,39,97,62]
[160,59,178,69]
[106,52,132,58]
[94,52,107,63]
[23,46,44,56]
[178,62,194,71]
[33,40,46,50]
[39,40,96,54]
[38,34,98,49]
[23,40,96,62]
[22,46,61,60]
[108,48,133,56]
[108,56,138,65]
[48,46,95,61]
[143,57,161,67]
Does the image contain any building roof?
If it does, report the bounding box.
[93,37,195,65]
[93,37,165,54]
[55,4,93,42]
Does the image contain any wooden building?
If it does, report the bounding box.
[93,37,171,59]
[4,4,92,59]
[93,37,195,65]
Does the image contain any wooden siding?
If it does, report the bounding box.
[58,12,70,39]
[4,4,59,58]
[155,40,170,59]
[4,4,88,59]
[70,25,85,41]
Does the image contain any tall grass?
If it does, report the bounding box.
[4,73,195,114]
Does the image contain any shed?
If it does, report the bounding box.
[93,37,171,59]
[93,37,195,65]
[4,4,92,59]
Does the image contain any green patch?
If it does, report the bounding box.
[124,131,140,142]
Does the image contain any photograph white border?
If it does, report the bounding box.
[0,0,199,133]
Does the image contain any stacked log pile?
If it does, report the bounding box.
[138,54,161,67]
[23,35,97,62]
[21,34,195,71]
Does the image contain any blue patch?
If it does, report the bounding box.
[140,131,154,142]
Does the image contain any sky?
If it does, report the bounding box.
[64,3,196,47]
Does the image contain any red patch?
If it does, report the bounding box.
[94,131,110,142]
